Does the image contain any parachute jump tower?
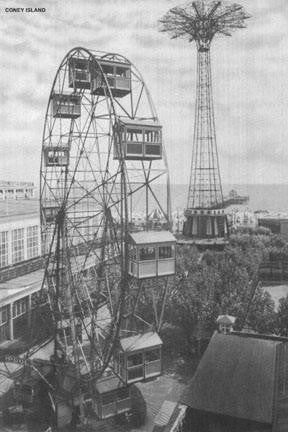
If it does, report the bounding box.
[160,0,249,248]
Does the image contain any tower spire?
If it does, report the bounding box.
[160,0,249,246]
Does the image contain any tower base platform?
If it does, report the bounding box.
[176,235,229,251]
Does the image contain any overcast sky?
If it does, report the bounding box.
[0,0,287,186]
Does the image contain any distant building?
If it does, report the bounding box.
[216,314,236,334]
[0,268,44,343]
[230,209,257,230]
[0,197,103,348]
[258,213,288,240]
[180,332,288,432]
[0,201,40,270]
[0,181,35,200]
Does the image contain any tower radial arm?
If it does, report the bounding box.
[187,47,223,210]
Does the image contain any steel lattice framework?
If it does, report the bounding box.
[160,0,249,243]
[188,47,222,209]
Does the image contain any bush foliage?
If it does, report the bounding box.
[161,231,288,358]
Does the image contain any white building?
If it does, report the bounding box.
[0,199,42,345]
[0,181,35,200]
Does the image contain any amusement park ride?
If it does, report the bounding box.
[1,48,175,430]
[160,0,249,248]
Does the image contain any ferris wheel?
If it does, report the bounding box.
[38,47,176,427]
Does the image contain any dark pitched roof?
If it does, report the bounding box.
[180,333,281,424]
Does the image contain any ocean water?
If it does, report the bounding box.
[34,183,288,214]
[169,184,288,213]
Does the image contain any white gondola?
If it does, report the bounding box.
[114,119,162,160]
[69,57,91,89]
[91,59,131,98]
[128,231,175,279]
[115,332,163,384]
[93,376,131,420]
[52,93,81,119]
[42,203,60,223]
[44,146,69,167]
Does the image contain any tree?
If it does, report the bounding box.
[246,287,276,334]
[277,295,288,336]
[164,232,277,358]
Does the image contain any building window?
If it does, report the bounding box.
[126,128,142,142]
[127,352,144,381]
[13,297,28,318]
[0,306,8,325]
[12,228,24,264]
[220,324,231,335]
[145,348,160,363]
[27,226,39,259]
[127,352,143,367]
[0,231,8,268]
[144,129,160,143]
[139,247,155,261]
[159,245,174,259]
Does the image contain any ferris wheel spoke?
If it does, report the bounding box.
[65,169,121,213]
[147,182,169,220]
[132,82,145,118]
